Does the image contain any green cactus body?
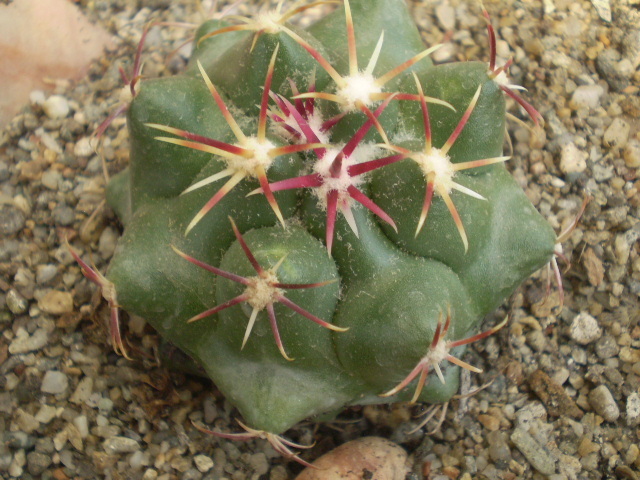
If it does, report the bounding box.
[94,0,556,438]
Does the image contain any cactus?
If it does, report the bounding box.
[73,0,558,463]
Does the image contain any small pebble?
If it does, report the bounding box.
[5,289,28,314]
[8,449,25,478]
[59,449,76,468]
[142,469,159,480]
[478,414,501,431]
[626,392,640,427]
[130,450,147,469]
[36,264,58,285]
[103,436,140,454]
[52,204,76,226]
[595,335,619,359]
[560,142,587,174]
[569,312,602,344]
[435,3,455,30]
[515,402,547,429]
[511,428,556,475]
[14,408,40,434]
[41,170,62,190]
[588,385,620,422]
[98,397,114,414]
[603,117,630,149]
[98,226,119,259]
[624,139,640,168]
[38,290,74,315]
[248,452,269,475]
[74,415,89,438]
[0,206,26,235]
[597,48,629,91]
[74,137,94,157]
[9,328,48,354]
[70,377,94,405]
[570,85,604,109]
[41,370,69,395]
[35,404,58,424]
[26,451,52,476]
[43,95,70,119]
[295,437,408,480]
[193,454,214,473]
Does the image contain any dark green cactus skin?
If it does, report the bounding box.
[104,0,556,434]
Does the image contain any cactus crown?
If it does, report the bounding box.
[72,0,560,465]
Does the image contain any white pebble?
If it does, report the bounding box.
[623,139,640,168]
[74,137,94,157]
[103,436,140,454]
[70,377,94,405]
[41,370,69,395]
[588,385,620,422]
[43,95,70,119]
[73,415,89,438]
[194,454,214,473]
[41,170,62,190]
[142,469,158,480]
[36,264,58,285]
[435,3,455,30]
[14,409,40,434]
[129,450,147,470]
[9,328,48,354]
[560,142,587,174]
[570,85,604,109]
[4,372,19,390]
[98,227,119,259]
[626,393,640,426]
[603,117,630,149]
[569,312,602,345]
[98,397,114,414]
[8,449,25,478]
[30,90,46,105]
[35,404,59,424]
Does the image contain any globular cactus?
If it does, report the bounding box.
[73,0,559,462]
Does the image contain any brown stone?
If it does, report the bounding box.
[528,369,583,418]
[583,247,604,286]
[478,414,501,431]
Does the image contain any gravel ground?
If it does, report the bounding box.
[1,0,639,479]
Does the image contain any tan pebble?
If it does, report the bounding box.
[39,290,74,315]
[624,140,640,168]
[442,465,460,479]
[478,414,500,431]
[604,118,631,149]
[578,437,600,457]
[582,248,604,286]
[295,437,408,480]
[620,346,640,363]
[626,444,639,464]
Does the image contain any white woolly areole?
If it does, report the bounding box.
[414,148,456,193]
[491,68,510,87]
[255,11,285,34]
[229,136,276,177]
[119,85,134,103]
[244,271,283,311]
[337,72,382,111]
[423,336,449,366]
[312,147,364,209]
